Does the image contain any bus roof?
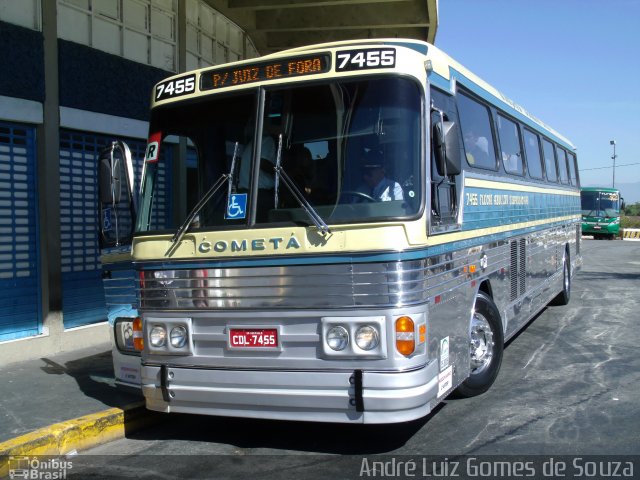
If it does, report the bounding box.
[152,38,576,150]
[581,187,619,193]
[274,38,575,149]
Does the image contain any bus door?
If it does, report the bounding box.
[429,88,462,234]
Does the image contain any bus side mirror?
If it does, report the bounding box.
[99,154,121,204]
[621,198,626,210]
[433,121,461,177]
[98,141,136,248]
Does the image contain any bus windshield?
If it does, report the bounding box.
[136,76,422,233]
[581,190,620,218]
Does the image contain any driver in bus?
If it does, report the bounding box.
[358,150,404,202]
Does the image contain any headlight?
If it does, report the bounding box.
[355,325,379,351]
[150,325,167,347]
[170,326,188,348]
[153,270,175,286]
[326,326,349,351]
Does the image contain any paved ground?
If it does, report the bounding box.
[70,239,640,476]
[0,344,141,443]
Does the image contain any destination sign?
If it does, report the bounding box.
[200,53,331,90]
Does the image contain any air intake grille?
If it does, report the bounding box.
[519,238,526,296]
[510,241,518,301]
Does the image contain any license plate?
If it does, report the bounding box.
[229,328,278,348]
[594,226,602,230]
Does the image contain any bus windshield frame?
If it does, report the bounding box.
[136,75,424,235]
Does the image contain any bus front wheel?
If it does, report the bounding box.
[455,292,504,398]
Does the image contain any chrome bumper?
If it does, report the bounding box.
[141,361,439,424]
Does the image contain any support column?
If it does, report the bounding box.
[38,0,62,330]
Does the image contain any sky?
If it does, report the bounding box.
[435,0,640,193]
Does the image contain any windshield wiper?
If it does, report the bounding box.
[167,142,239,255]
[273,134,331,235]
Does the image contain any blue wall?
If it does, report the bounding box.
[0,21,172,121]
[58,39,171,121]
[0,21,45,102]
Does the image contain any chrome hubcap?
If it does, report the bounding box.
[469,312,494,375]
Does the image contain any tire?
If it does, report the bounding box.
[550,248,571,306]
[455,292,504,398]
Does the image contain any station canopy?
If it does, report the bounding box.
[205,0,438,54]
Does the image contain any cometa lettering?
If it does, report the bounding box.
[199,236,301,254]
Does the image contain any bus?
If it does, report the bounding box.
[580,187,624,239]
[122,39,581,424]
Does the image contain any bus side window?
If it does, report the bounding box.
[567,151,579,186]
[541,138,558,182]
[457,91,497,170]
[496,114,524,175]
[523,129,544,179]
[557,147,569,184]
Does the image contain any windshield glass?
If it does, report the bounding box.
[581,190,620,217]
[136,77,422,233]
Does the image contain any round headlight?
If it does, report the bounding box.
[326,326,349,351]
[150,326,167,347]
[355,325,379,351]
[170,326,188,348]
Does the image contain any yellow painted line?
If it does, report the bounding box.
[465,177,580,196]
[0,402,156,476]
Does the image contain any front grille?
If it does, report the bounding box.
[138,256,465,311]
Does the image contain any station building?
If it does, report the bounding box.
[0,0,437,361]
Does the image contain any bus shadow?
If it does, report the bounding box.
[575,270,640,282]
[129,403,446,454]
[39,350,142,410]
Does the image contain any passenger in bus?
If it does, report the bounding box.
[503,152,522,174]
[358,150,404,201]
[463,129,489,166]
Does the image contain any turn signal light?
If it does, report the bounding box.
[395,316,415,356]
[133,316,144,351]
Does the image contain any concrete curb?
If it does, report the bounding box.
[0,401,156,476]
[622,228,640,241]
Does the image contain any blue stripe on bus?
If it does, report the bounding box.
[462,187,580,230]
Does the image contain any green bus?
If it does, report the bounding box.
[580,187,624,239]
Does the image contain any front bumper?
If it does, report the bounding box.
[582,223,618,235]
[141,361,439,424]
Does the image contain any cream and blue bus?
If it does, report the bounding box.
[126,39,581,423]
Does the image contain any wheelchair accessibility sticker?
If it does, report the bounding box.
[103,207,113,232]
[226,193,247,220]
